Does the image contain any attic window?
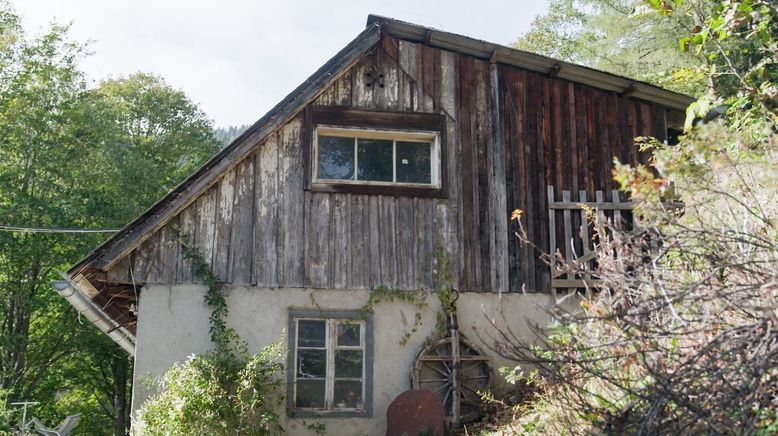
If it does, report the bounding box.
[305,106,446,198]
[314,127,440,187]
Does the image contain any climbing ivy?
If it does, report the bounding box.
[134,230,285,435]
[360,286,428,346]
[177,229,242,355]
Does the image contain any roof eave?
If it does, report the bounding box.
[368,14,695,111]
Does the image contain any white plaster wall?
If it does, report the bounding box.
[132,285,567,435]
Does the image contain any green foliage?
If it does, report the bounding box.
[360,286,427,346]
[514,0,704,95]
[177,231,241,355]
[0,2,222,433]
[134,343,285,436]
[134,237,285,435]
[651,0,777,131]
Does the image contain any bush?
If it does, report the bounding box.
[133,342,285,436]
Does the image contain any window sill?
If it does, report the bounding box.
[308,182,444,198]
[288,409,372,419]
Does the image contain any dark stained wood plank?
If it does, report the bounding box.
[489,62,509,293]
[420,44,435,112]
[458,55,476,291]
[255,132,279,287]
[474,59,491,291]
[229,154,256,284]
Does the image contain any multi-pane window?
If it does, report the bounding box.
[314,126,440,187]
[288,310,373,417]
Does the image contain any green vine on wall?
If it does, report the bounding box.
[360,247,460,346]
[175,229,243,355]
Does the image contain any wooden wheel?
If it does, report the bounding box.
[411,337,491,424]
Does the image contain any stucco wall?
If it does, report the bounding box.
[132,285,568,435]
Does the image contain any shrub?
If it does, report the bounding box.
[133,341,285,436]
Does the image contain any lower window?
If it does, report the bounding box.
[287,310,373,417]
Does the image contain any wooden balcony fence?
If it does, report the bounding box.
[547,186,643,294]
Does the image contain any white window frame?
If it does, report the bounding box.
[292,317,367,413]
[312,125,441,189]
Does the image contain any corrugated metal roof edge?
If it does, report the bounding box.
[367,14,695,111]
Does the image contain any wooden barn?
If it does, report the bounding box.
[56,15,692,434]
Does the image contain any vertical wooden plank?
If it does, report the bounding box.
[474,59,491,291]
[379,196,398,288]
[579,190,591,281]
[255,132,279,287]
[331,193,351,289]
[368,196,381,288]
[586,89,597,195]
[459,56,476,291]
[177,206,196,283]
[133,233,157,283]
[437,50,461,290]
[352,56,374,109]
[194,186,217,274]
[307,193,331,288]
[230,155,256,285]
[568,83,579,195]
[398,40,420,112]
[107,255,132,284]
[278,117,305,287]
[489,62,509,293]
[157,220,178,283]
[536,74,551,290]
[612,190,622,230]
[562,190,573,281]
[420,44,436,112]
[213,169,236,281]
[628,100,639,166]
[396,196,416,289]
[350,195,368,289]
[375,47,399,110]
[335,71,353,107]
[547,186,556,282]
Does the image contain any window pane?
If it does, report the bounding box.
[337,323,361,347]
[357,139,393,182]
[298,320,325,347]
[335,350,363,378]
[297,349,326,378]
[396,141,431,184]
[296,379,326,409]
[318,136,354,180]
[333,380,363,410]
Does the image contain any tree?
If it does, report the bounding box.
[490,0,778,433]
[0,2,222,434]
[514,0,706,95]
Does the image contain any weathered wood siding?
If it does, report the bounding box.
[106,34,671,293]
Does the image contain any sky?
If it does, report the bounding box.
[12,0,549,128]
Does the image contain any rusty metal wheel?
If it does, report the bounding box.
[411,337,491,425]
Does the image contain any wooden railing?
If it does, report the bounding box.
[547,186,637,293]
